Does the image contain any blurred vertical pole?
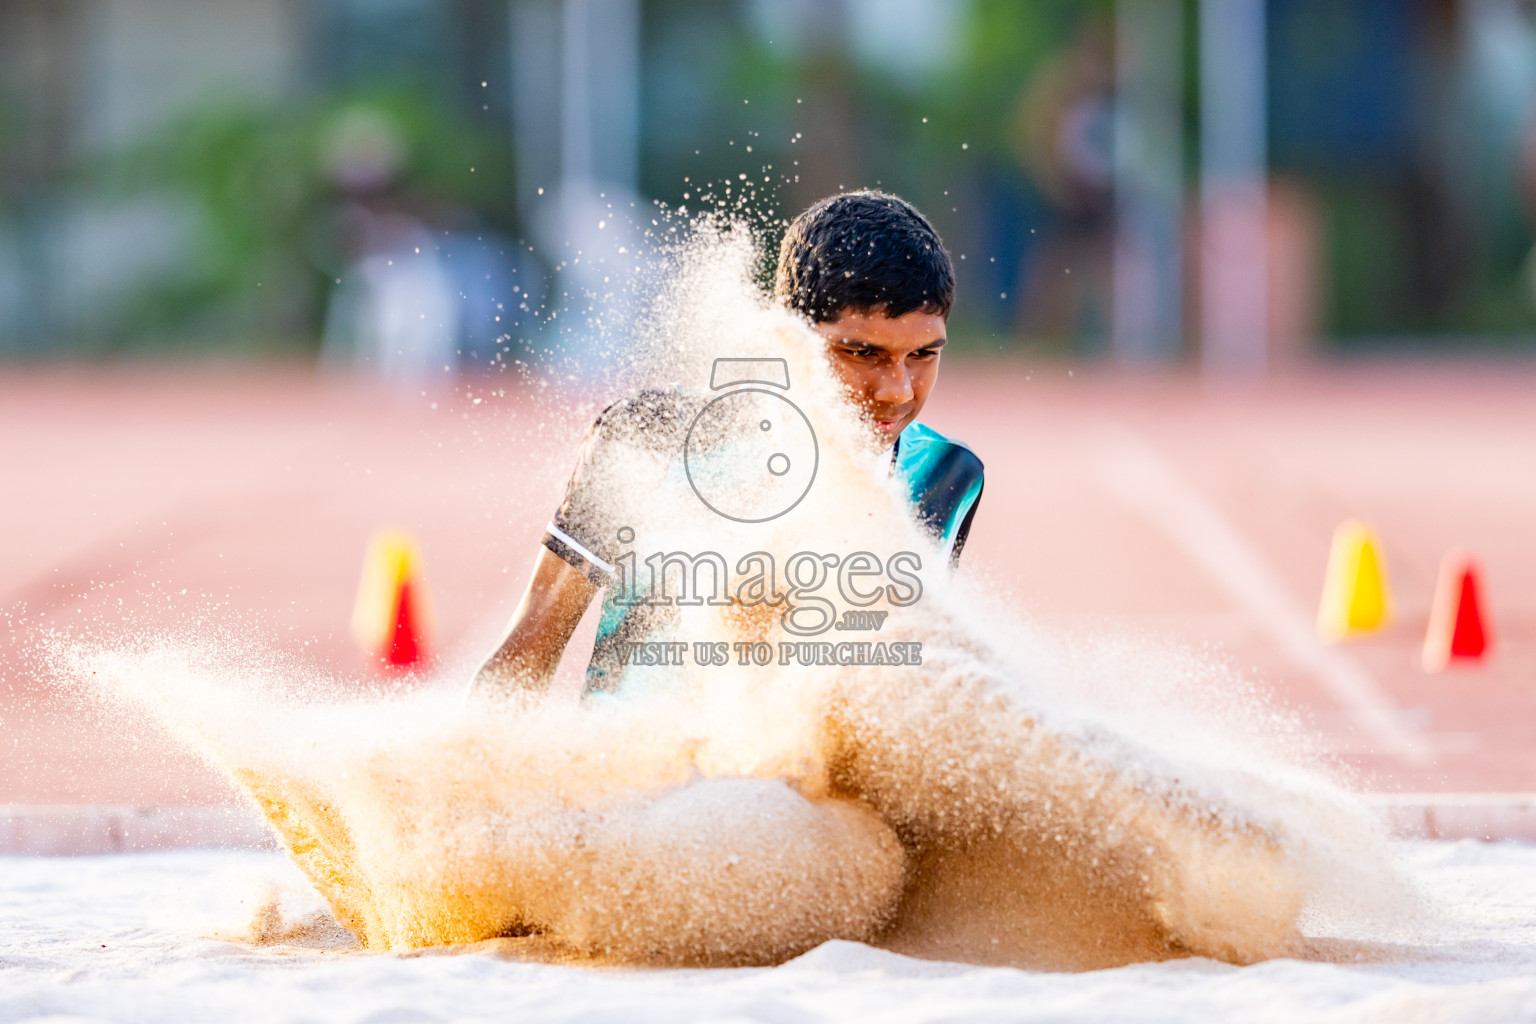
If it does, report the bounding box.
[509,0,641,373]
[785,1,860,209]
[560,0,639,193]
[0,1,81,354]
[561,0,594,186]
[1112,0,1185,364]
[1199,0,1268,375]
[509,0,638,213]
[586,0,639,192]
[510,0,561,213]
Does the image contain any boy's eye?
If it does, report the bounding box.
[840,345,880,358]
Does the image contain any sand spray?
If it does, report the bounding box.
[51,222,1418,970]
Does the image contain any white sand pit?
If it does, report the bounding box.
[1,842,1535,1023]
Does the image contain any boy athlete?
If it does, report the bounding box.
[472,191,983,698]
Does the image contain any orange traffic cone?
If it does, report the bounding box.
[351,527,433,672]
[1423,551,1490,672]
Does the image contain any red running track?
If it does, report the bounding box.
[2,362,1533,804]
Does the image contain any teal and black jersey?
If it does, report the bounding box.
[541,396,984,695]
[893,420,984,566]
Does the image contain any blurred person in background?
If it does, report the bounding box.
[1008,18,1115,355]
[319,104,536,383]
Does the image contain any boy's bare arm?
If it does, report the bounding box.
[470,546,598,699]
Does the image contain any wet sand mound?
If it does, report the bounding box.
[62,621,1403,971]
[822,634,1305,968]
[231,731,906,962]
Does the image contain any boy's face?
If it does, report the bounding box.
[816,307,947,449]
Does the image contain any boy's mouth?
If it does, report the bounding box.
[853,397,912,441]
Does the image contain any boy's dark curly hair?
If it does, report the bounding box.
[774,190,954,323]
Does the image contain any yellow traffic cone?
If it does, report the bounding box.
[351,527,433,672]
[1317,520,1392,641]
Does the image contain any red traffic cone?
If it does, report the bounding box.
[1423,551,1490,672]
[351,528,433,673]
[385,578,424,668]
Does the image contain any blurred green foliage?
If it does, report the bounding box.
[95,87,515,354]
[643,0,1101,201]
[640,0,1102,348]
[9,0,1536,359]
[936,0,1112,158]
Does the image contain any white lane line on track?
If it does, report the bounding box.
[1094,431,1431,765]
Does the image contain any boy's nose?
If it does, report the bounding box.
[870,361,914,407]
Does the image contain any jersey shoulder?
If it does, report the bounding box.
[895,421,984,485]
[894,421,984,557]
